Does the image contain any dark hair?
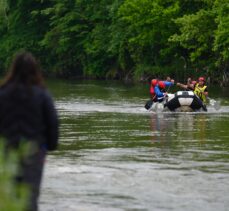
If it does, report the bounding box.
[2,51,45,88]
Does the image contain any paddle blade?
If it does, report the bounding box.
[145,100,153,110]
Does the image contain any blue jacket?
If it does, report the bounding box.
[154,81,173,101]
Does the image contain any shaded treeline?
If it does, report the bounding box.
[0,0,228,84]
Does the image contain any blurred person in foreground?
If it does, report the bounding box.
[0,51,59,211]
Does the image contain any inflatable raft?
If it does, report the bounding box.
[164,91,207,112]
[147,91,207,112]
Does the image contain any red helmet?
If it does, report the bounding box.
[198,77,205,82]
[151,79,158,86]
[158,81,165,89]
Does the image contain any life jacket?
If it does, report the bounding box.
[150,85,155,95]
[150,84,157,100]
[194,83,207,103]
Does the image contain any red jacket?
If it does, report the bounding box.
[150,85,156,99]
[150,85,155,95]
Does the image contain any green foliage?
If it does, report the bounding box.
[0,0,228,82]
[0,0,51,74]
[213,0,229,64]
[39,0,117,77]
[0,141,28,211]
[169,8,216,62]
[117,0,180,76]
[0,0,8,23]
[169,0,229,80]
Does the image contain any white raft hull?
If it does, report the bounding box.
[149,91,207,112]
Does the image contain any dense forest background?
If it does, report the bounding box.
[0,0,228,85]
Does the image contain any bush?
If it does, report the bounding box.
[0,142,28,211]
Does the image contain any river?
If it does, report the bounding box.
[40,80,229,211]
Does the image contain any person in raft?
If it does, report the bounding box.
[193,77,208,104]
[0,51,59,211]
[177,77,197,91]
[177,77,208,103]
[154,79,174,102]
[149,76,174,100]
[150,79,158,101]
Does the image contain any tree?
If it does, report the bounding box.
[213,0,229,65]
[0,0,51,72]
[0,0,228,82]
[117,0,181,78]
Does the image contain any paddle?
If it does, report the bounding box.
[144,99,153,110]
[145,86,171,110]
[145,81,174,110]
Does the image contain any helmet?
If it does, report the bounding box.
[158,81,165,89]
[198,77,205,82]
[151,79,158,86]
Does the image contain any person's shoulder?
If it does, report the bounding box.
[0,83,10,90]
[32,86,53,99]
[0,84,11,95]
[0,85,5,92]
[0,86,4,97]
[33,85,48,94]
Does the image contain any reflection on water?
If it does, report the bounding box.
[40,80,229,211]
[150,113,208,144]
